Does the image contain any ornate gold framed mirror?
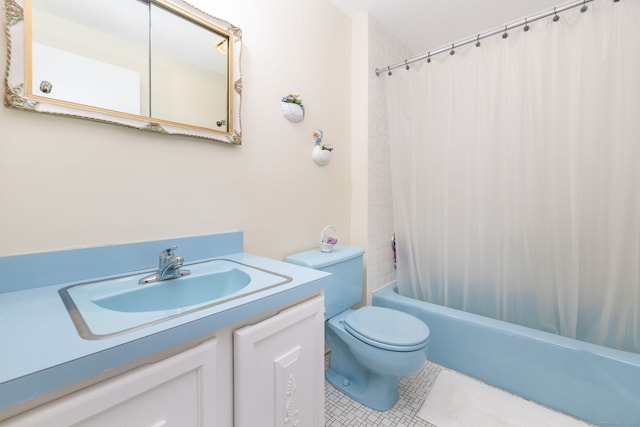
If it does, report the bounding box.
[4,0,242,143]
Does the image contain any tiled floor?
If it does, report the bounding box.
[324,356,442,427]
[324,355,591,427]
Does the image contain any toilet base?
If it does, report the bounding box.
[325,364,399,411]
[324,311,427,411]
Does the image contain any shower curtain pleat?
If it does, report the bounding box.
[387,0,640,353]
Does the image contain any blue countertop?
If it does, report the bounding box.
[0,234,331,418]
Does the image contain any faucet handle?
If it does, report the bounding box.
[160,246,178,260]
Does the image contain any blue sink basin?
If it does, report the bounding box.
[92,268,251,312]
[59,259,291,339]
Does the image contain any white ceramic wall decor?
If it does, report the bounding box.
[312,130,333,166]
[312,145,331,166]
[281,93,305,122]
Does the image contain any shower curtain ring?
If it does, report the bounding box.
[405,60,410,70]
[475,34,481,47]
[502,25,508,39]
[387,66,392,76]
[427,51,431,63]
[450,43,455,55]
[553,7,560,21]
[523,18,530,32]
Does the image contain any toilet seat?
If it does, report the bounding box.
[343,306,430,352]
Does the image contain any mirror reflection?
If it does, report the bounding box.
[150,3,229,130]
[29,0,149,116]
[5,0,242,143]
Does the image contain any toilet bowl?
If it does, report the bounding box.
[285,246,430,411]
[326,306,429,410]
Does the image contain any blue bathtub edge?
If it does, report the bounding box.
[373,282,640,426]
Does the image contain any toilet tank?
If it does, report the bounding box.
[285,246,365,319]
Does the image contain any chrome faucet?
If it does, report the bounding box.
[139,246,191,284]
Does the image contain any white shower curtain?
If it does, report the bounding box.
[387,0,640,353]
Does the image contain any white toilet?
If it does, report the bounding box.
[285,245,430,411]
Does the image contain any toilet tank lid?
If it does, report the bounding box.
[284,245,364,269]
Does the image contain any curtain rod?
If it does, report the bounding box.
[375,0,608,77]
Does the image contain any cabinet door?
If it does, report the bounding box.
[234,294,325,427]
[3,339,218,427]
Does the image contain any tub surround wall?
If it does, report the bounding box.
[366,17,410,299]
[350,14,412,302]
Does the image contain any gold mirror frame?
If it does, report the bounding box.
[3,0,242,144]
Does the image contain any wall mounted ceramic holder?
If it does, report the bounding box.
[312,145,331,166]
[281,93,304,122]
[312,130,333,166]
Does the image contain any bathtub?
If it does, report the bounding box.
[373,283,640,426]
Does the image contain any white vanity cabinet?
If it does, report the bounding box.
[234,294,325,427]
[2,338,219,427]
[1,294,325,427]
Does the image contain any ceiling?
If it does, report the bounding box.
[327,0,563,55]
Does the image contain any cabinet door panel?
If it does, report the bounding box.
[3,339,217,427]
[234,295,324,427]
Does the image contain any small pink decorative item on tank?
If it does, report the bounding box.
[320,225,338,252]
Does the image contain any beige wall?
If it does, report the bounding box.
[349,13,369,299]
[0,0,352,259]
